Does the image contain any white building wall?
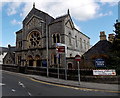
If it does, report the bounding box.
[64,22,90,58]
[0,52,7,64]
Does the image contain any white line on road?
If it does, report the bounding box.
[0,83,5,86]
[28,92,32,96]
[18,82,25,88]
[11,89,16,92]
[18,81,32,96]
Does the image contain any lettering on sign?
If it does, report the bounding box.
[93,70,116,76]
[95,58,105,67]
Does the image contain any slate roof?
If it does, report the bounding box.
[23,7,54,25]
[16,29,22,34]
[53,14,68,23]
[8,46,16,52]
[0,47,8,53]
[83,40,112,58]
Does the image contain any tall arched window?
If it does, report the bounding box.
[57,34,60,43]
[68,32,72,45]
[75,36,77,47]
[53,34,56,43]
[87,41,89,50]
[80,38,82,49]
[52,34,60,44]
[84,40,86,50]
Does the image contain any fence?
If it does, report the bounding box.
[2,64,119,84]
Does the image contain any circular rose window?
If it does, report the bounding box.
[28,31,41,48]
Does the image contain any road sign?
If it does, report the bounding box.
[56,43,67,54]
[75,55,81,61]
[93,70,116,76]
[75,55,81,85]
[57,46,65,54]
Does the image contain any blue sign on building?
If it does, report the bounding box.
[42,60,47,67]
[95,58,105,67]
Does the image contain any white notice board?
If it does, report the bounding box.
[93,70,116,76]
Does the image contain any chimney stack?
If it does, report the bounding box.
[100,31,107,41]
[108,33,115,43]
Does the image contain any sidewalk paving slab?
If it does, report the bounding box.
[26,74,120,91]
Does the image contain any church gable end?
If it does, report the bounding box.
[25,15,43,31]
[64,15,74,30]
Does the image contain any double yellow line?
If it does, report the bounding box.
[29,77,120,94]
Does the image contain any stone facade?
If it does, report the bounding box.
[0,47,8,64]
[10,6,90,69]
[81,32,112,69]
[3,45,16,65]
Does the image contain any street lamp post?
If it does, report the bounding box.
[77,61,80,85]
[41,20,49,77]
[45,22,49,77]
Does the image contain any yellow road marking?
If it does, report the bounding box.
[3,70,120,94]
[29,78,120,93]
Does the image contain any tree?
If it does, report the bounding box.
[107,20,120,70]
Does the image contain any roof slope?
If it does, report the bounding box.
[84,40,112,58]
[0,47,8,52]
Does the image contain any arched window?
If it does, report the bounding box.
[28,31,41,48]
[80,38,82,49]
[57,34,60,43]
[84,40,86,50]
[75,36,77,47]
[68,63,73,69]
[52,33,60,44]
[68,32,72,45]
[54,55,57,64]
[53,34,56,43]
[87,41,89,50]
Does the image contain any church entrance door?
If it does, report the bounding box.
[36,60,41,67]
[29,60,33,66]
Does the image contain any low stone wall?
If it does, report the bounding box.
[2,65,119,84]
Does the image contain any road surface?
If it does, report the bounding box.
[1,70,119,96]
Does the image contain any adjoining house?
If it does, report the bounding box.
[3,4,90,69]
[3,45,16,65]
[80,31,114,69]
[0,47,8,65]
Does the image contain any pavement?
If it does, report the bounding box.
[26,74,120,92]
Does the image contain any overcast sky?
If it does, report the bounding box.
[0,0,119,47]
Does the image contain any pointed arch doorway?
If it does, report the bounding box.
[27,55,33,66]
[35,55,41,67]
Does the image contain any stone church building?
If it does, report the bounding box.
[4,4,90,69]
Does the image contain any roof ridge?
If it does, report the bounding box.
[56,14,68,19]
[34,8,54,19]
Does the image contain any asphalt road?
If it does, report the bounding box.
[1,70,119,96]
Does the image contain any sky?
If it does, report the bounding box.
[0,0,119,47]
